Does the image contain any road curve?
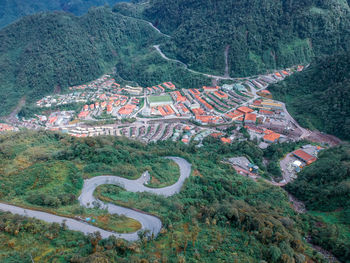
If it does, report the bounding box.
[0,157,192,241]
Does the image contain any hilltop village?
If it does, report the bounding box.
[4,65,310,150]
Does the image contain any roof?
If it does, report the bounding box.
[263,132,281,142]
[293,149,317,164]
[237,106,254,114]
[259,109,274,115]
[260,89,271,94]
[245,113,257,122]
[221,137,232,144]
[211,132,224,138]
[118,104,136,115]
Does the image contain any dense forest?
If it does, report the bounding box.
[0,131,333,262]
[142,0,350,77]
[286,144,350,261]
[0,0,129,28]
[269,52,350,140]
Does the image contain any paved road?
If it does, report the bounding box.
[0,157,192,241]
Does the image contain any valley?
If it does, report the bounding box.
[0,0,349,262]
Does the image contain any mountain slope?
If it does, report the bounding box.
[269,52,350,140]
[0,7,163,116]
[141,0,350,77]
[0,0,128,29]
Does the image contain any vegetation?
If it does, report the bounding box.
[142,0,350,77]
[269,52,350,140]
[0,131,334,262]
[0,0,129,29]
[286,144,350,261]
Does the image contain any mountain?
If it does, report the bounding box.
[269,52,350,140]
[0,0,129,29]
[141,0,350,77]
[0,7,165,116]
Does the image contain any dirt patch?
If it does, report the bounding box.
[305,130,342,146]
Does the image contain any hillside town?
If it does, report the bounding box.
[1,65,309,148]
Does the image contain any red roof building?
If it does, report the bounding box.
[292,149,317,165]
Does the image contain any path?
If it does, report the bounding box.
[0,157,192,241]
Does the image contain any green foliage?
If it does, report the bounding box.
[0,0,129,29]
[286,144,350,211]
[270,52,350,139]
[142,0,350,77]
[286,144,350,262]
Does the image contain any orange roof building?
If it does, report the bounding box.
[244,113,257,123]
[237,106,254,114]
[263,132,281,143]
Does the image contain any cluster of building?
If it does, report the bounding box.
[0,123,17,133]
[67,122,221,146]
[7,65,307,147]
[145,82,176,95]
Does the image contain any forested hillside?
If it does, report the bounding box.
[141,0,350,76]
[0,0,128,28]
[0,7,162,116]
[269,52,350,140]
[0,6,209,117]
[286,144,350,261]
[0,131,330,262]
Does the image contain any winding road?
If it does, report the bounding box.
[0,157,192,241]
